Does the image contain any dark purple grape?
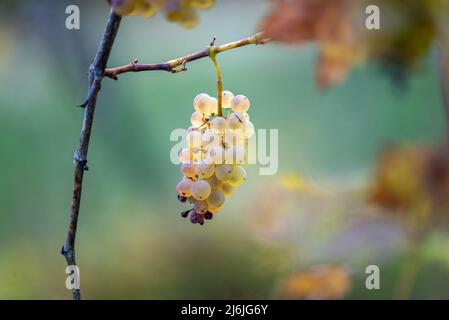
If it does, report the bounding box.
[204,212,213,220]
[180,209,191,218]
[177,195,187,203]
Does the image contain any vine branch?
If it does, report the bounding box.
[61,9,121,300]
[104,32,270,80]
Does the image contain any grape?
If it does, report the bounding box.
[221,182,234,197]
[215,164,233,181]
[110,0,138,16]
[204,211,213,219]
[181,163,196,178]
[207,190,225,208]
[226,113,245,130]
[206,146,224,164]
[210,116,226,134]
[223,129,245,148]
[208,205,222,213]
[186,130,202,149]
[178,147,201,163]
[206,175,222,190]
[189,211,204,225]
[193,200,208,214]
[176,177,193,197]
[231,95,250,113]
[190,111,203,128]
[225,146,245,165]
[195,161,215,179]
[177,195,187,203]
[179,8,199,29]
[229,166,247,186]
[189,0,215,9]
[193,93,213,114]
[201,130,220,149]
[243,121,255,138]
[241,112,250,122]
[139,0,160,18]
[221,90,234,109]
[208,97,218,115]
[191,179,211,200]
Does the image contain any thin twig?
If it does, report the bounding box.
[104,32,270,80]
[61,9,121,300]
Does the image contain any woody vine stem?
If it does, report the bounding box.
[61,8,269,300]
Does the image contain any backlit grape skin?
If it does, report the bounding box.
[195,161,215,179]
[215,164,233,182]
[229,166,247,187]
[207,190,225,208]
[231,95,250,113]
[176,178,193,197]
[191,180,211,200]
[190,111,203,128]
[221,91,234,109]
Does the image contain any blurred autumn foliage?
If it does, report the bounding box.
[278,265,351,300]
[260,0,449,88]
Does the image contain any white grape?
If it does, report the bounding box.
[225,113,245,130]
[193,200,209,215]
[208,205,223,213]
[181,163,196,178]
[206,175,222,190]
[231,95,250,113]
[221,90,234,109]
[208,97,218,115]
[186,130,202,149]
[190,111,203,128]
[223,129,245,148]
[210,116,226,134]
[243,121,255,138]
[176,177,193,197]
[201,130,220,149]
[206,146,224,164]
[207,190,225,208]
[193,93,213,114]
[225,145,245,165]
[191,180,211,200]
[179,147,201,164]
[241,112,250,122]
[215,164,233,181]
[221,182,234,197]
[229,166,247,186]
[195,161,215,179]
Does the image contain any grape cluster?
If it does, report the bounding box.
[176,91,254,225]
[108,0,215,28]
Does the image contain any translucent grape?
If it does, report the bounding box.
[208,97,218,115]
[193,200,208,215]
[181,163,196,178]
[179,8,199,29]
[111,0,138,16]
[193,93,213,114]
[225,113,245,130]
[225,146,245,165]
[206,175,222,190]
[221,182,234,197]
[191,179,211,200]
[231,95,250,113]
[221,90,234,109]
[208,205,223,213]
[195,161,215,179]
[176,177,193,197]
[223,130,245,149]
[243,121,255,138]
[186,130,202,148]
[190,111,203,128]
[210,116,226,134]
[201,130,220,149]
[139,0,160,18]
[229,166,247,186]
[206,146,224,164]
[207,190,225,208]
[189,0,215,9]
[215,164,233,181]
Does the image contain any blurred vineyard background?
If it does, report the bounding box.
[0,0,448,299]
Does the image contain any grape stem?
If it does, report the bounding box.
[208,40,223,117]
[104,32,270,80]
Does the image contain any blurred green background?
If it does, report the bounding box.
[0,0,448,299]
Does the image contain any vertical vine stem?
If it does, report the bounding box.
[209,38,223,117]
[61,9,121,300]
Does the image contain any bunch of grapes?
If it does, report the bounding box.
[108,0,215,28]
[176,91,255,225]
